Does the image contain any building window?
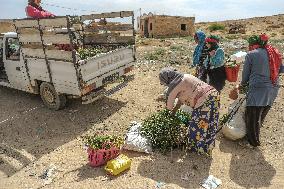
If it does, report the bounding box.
[150,23,152,31]
[142,25,143,31]
[181,24,187,31]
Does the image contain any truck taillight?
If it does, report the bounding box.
[124,66,134,74]
[82,83,96,95]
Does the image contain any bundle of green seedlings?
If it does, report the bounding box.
[226,59,239,67]
[219,114,229,126]
[239,84,248,94]
[141,109,191,153]
[77,47,103,60]
[84,134,124,150]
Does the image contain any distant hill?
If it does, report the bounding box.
[195,14,284,39]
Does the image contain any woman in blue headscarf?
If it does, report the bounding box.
[192,31,209,82]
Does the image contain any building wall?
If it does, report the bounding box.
[137,18,145,37]
[138,15,195,38]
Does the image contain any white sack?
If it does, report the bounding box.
[123,122,152,154]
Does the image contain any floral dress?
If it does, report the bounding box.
[187,92,220,155]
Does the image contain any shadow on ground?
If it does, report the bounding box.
[219,138,276,188]
[0,87,127,177]
[136,150,212,189]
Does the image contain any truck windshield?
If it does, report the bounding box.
[6,38,20,61]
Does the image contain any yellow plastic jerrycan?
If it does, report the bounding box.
[105,154,132,176]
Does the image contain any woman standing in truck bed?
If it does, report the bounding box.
[26,0,55,18]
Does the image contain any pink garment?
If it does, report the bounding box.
[26,5,55,18]
[167,74,216,110]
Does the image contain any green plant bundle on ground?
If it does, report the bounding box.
[208,23,225,32]
[141,109,191,153]
[84,134,124,150]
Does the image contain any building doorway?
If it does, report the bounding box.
[144,19,149,38]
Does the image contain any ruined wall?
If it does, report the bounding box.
[138,15,195,38]
[137,17,145,37]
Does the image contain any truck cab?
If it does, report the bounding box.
[0,32,29,90]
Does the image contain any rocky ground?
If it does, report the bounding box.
[196,14,284,40]
[0,17,284,189]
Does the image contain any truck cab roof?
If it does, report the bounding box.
[1,32,17,38]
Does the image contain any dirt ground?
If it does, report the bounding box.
[0,35,284,189]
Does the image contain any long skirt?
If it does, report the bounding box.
[208,66,226,92]
[245,106,271,147]
[196,65,208,83]
[187,93,220,155]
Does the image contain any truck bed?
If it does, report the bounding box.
[78,47,135,87]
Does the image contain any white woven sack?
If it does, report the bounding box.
[222,99,246,140]
[123,122,152,154]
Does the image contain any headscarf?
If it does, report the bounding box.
[28,0,44,11]
[159,67,184,99]
[193,31,206,66]
[247,34,268,50]
[205,35,220,51]
[247,34,282,85]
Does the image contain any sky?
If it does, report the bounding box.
[0,0,283,22]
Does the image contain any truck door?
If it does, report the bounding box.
[3,37,31,91]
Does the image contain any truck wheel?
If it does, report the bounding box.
[40,82,66,110]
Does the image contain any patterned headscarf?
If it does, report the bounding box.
[159,67,184,99]
[247,34,268,50]
[193,31,206,66]
[247,34,282,85]
[205,35,220,51]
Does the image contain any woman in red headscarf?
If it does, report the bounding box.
[26,0,55,18]
[230,34,283,147]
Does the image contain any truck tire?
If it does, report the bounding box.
[40,82,67,110]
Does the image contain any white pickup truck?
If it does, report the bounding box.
[0,11,135,110]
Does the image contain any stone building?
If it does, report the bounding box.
[137,13,195,38]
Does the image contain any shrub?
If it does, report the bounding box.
[225,34,239,40]
[155,48,166,55]
[145,53,158,61]
[170,45,184,52]
[271,33,277,37]
[144,48,166,61]
[182,36,194,42]
[208,23,225,32]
